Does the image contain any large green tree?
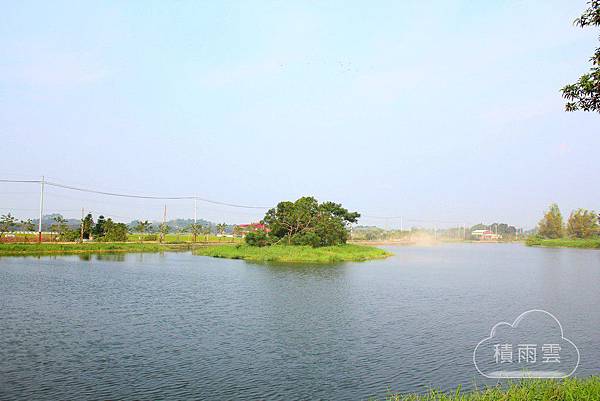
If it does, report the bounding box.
[261,196,360,247]
[562,1,600,112]
[102,218,129,242]
[82,213,94,240]
[93,215,107,238]
[567,208,598,238]
[538,203,564,239]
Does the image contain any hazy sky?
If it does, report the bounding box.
[1,0,598,228]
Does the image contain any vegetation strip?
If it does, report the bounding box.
[375,377,600,401]
[525,237,600,249]
[0,242,190,256]
[193,244,391,263]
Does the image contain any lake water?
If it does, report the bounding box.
[1,243,599,400]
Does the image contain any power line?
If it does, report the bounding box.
[0,179,41,184]
[1,177,480,226]
[361,214,469,225]
[0,178,270,209]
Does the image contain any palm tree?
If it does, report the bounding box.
[188,223,202,243]
[158,222,170,243]
[216,223,227,241]
[134,220,152,242]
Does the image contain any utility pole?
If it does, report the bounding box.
[194,199,197,224]
[193,198,197,243]
[80,208,84,243]
[400,216,403,232]
[37,176,45,243]
[160,204,167,243]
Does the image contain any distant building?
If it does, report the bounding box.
[235,223,269,237]
[471,229,502,241]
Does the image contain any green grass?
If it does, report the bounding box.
[377,377,600,400]
[525,236,600,249]
[127,233,241,244]
[193,243,392,263]
[0,242,190,256]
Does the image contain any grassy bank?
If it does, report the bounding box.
[127,233,242,243]
[378,377,600,400]
[193,244,391,263]
[0,242,190,256]
[526,236,600,249]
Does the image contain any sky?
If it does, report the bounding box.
[1,0,598,229]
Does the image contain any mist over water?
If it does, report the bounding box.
[1,244,599,400]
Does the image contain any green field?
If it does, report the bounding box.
[193,244,391,263]
[377,377,600,401]
[525,237,600,249]
[0,242,190,256]
[127,233,241,243]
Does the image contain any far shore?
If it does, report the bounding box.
[526,237,600,249]
[0,242,192,257]
[2,236,598,258]
[348,239,517,246]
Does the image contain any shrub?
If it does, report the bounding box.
[525,235,543,246]
[60,228,81,242]
[290,232,321,247]
[245,230,270,247]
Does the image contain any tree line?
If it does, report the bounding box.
[0,211,236,243]
[537,203,599,239]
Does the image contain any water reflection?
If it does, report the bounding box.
[77,253,127,262]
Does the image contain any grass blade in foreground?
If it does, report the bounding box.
[378,377,600,400]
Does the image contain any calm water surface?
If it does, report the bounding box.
[1,244,599,400]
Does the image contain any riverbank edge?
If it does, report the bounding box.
[525,237,600,249]
[376,377,599,401]
[193,244,392,263]
[0,242,192,256]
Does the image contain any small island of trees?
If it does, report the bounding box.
[194,196,390,263]
[244,196,359,247]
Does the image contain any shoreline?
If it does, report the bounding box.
[349,239,518,245]
[193,244,392,263]
[525,237,600,249]
[0,242,193,257]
